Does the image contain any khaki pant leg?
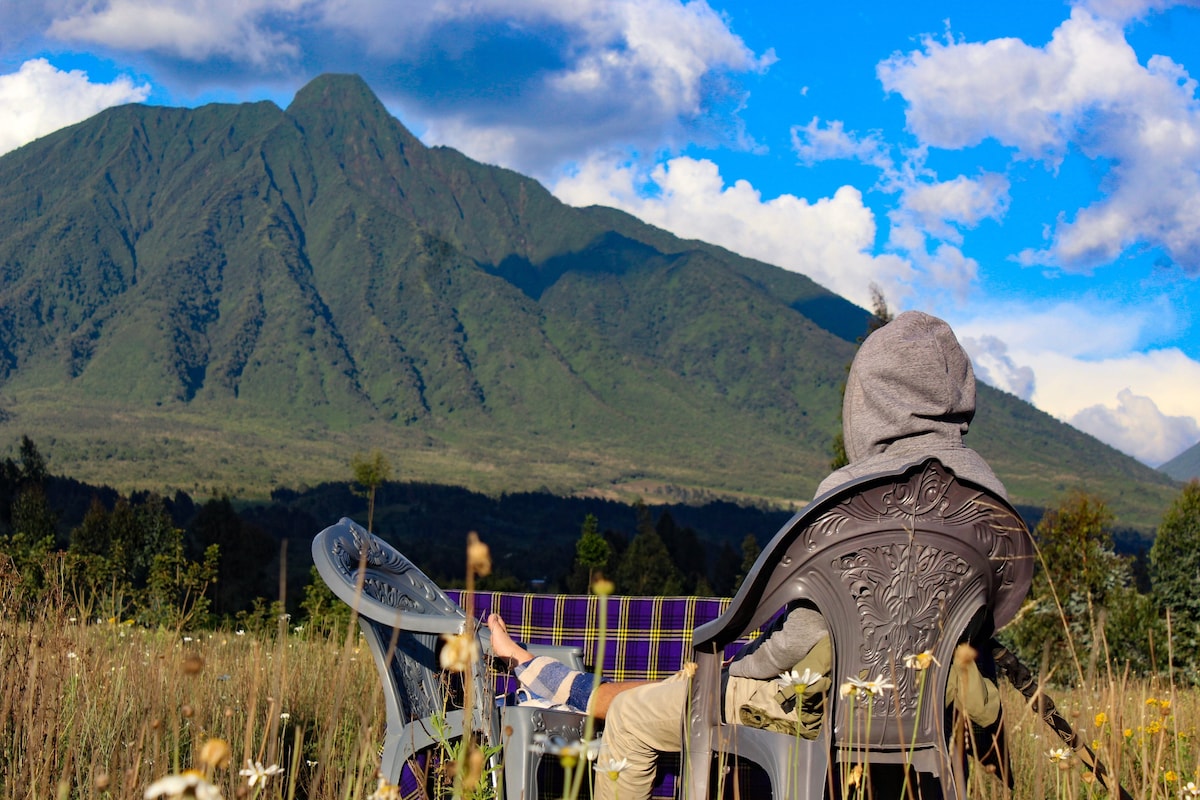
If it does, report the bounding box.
[594,679,687,800]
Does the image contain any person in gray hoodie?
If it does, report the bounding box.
[488,311,1006,800]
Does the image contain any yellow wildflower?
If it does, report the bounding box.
[1094,711,1108,727]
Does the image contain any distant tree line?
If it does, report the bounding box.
[4,434,1199,686]
[0,437,788,628]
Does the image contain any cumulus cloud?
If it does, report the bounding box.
[952,301,1200,462]
[551,154,912,307]
[1071,388,1200,465]
[790,118,1006,300]
[0,59,150,156]
[899,173,1010,244]
[45,0,306,66]
[878,7,1200,274]
[961,334,1036,400]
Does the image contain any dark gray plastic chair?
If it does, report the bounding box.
[684,459,1034,799]
[311,517,585,800]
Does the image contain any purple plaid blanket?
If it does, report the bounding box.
[446,591,756,679]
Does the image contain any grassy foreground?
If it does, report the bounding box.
[4,590,1200,800]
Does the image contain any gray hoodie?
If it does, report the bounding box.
[817,310,1006,499]
[729,311,1005,679]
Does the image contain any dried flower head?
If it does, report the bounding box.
[197,739,232,770]
[952,643,977,669]
[466,532,492,578]
[181,653,205,676]
[439,632,479,672]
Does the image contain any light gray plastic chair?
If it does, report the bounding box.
[311,517,585,800]
[684,459,1034,799]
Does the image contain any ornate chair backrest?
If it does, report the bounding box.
[686,459,1033,798]
[311,517,494,783]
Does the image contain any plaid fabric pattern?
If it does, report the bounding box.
[448,592,757,679]
[436,592,770,800]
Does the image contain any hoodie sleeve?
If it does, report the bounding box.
[726,606,829,680]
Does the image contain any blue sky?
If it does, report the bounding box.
[1,0,1197,466]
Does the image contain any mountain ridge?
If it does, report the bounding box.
[0,73,1180,528]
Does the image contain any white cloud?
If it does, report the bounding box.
[900,173,1010,243]
[952,300,1160,360]
[1074,0,1199,26]
[551,154,912,307]
[961,335,1036,401]
[878,7,1200,274]
[36,0,772,173]
[46,0,305,66]
[953,302,1200,463]
[790,117,891,169]
[0,59,150,156]
[411,0,773,173]
[1071,388,1200,465]
[790,118,1006,296]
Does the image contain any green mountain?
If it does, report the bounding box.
[0,74,1180,527]
[1161,441,1200,482]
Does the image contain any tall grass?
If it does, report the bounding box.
[0,585,382,800]
[5,573,1200,799]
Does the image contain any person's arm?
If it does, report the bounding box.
[726,605,828,679]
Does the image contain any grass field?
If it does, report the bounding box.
[4,581,1199,800]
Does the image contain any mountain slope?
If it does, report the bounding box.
[1161,441,1200,482]
[0,74,1180,527]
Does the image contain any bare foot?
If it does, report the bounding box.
[487,613,534,665]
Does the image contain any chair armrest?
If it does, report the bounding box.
[526,643,586,672]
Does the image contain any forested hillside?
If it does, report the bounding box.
[0,74,1180,527]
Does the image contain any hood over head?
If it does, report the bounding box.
[843,310,975,463]
[815,310,1006,499]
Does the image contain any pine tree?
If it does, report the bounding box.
[570,513,611,592]
[351,449,393,532]
[1150,480,1200,671]
[615,502,683,595]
